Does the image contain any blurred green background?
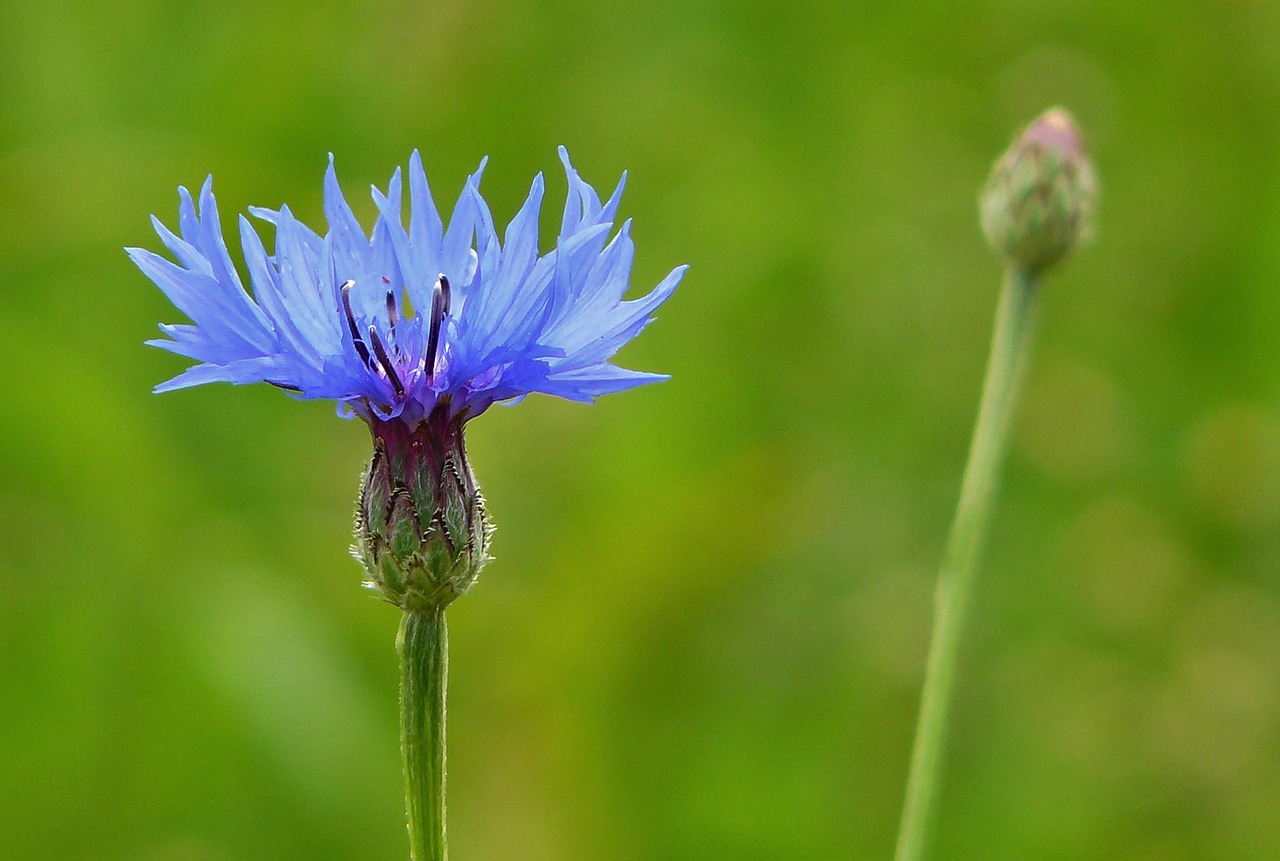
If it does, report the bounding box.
[3,1,1280,859]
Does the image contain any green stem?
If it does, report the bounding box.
[893,267,1041,861]
[400,608,448,861]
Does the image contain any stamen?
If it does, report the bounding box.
[367,325,405,398]
[340,280,372,367]
[385,290,400,354]
[437,273,451,315]
[425,288,444,379]
[385,290,399,329]
[424,274,450,379]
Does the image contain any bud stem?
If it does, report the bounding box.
[893,266,1041,861]
[400,608,449,861]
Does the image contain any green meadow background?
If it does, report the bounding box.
[3,2,1280,859]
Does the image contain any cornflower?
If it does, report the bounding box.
[132,148,684,861]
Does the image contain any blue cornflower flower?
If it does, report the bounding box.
[131,147,684,427]
[133,150,684,610]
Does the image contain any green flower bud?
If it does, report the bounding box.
[354,410,492,612]
[980,108,1097,274]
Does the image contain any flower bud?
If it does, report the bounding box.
[355,410,492,612]
[980,108,1097,274]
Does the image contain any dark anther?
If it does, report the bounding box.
[367,325,405,398]
[424,275,449,378]
[437,273,451,315]
[385,290,400,353]
[385,290,399,329]
[340,280,372,367]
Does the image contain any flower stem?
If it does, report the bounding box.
[400,608,449,861]
[893,266,1041,861]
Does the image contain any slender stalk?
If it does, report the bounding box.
[400,608,449,861]
[893,267,1041,861]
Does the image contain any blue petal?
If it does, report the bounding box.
[154,356,289,393]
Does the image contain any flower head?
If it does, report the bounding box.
[134,150,684,609]
[131,148,685,427]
